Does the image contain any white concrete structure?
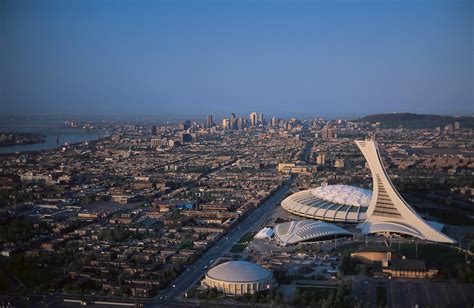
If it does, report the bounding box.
[202,261,273,295]
[254,227,274,239]
[355,140,456,244]
[281,185,370,223]
[312,185,372,207]
[274,220,351,246]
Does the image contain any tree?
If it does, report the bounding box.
[273,292,283,304]
[341,254,356,274]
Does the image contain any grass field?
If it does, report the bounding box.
[230,243,248,253]
[394,243,464,271]
[238,231,256,244]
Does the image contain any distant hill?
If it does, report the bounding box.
[353,113,474,129]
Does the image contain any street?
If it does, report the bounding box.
[149,179,291,307]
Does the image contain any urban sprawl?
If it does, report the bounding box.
[0,113,473,307]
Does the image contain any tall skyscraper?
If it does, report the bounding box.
[222,118,230,130]
[151,125,157,136]
[258,113,264,125]
[230,113,236,130]
[250,112,257,127]
[184,120,191,130]
[271,116,277,127]
[237,117,245,130]
[207,115,213,128]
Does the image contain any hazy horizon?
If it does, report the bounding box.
[1,111,473,125]
[1,0,473,118]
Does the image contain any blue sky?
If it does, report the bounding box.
[1,0,472,119]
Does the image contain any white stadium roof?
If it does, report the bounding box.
[281,185,371,223]
[274,220,351,246]
[206,261,272,283]
[311,185,372,207]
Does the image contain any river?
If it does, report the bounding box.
[0,127,100,154]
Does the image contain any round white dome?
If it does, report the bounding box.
[206,261,272,283]
[310,184,372,207]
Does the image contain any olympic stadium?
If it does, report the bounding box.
[280,140,455,244]
[281,184,371,223]
[202,261,274,295]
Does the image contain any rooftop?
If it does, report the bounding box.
[310,184,372,207]
[206,261,272,283]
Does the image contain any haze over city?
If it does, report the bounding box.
[1,0,472,118]
[1,1,474,307]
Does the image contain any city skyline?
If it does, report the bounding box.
[1,0,473,306]
[0,114,472,306]
[2,110,473,124]
[1,0,472,117]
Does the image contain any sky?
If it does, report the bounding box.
[1,0,472,119]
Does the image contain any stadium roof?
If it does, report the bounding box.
[281,185,370,223]
[274,220,352,246]
[311,185,372,207]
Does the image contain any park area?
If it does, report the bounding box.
[230,231,255,254]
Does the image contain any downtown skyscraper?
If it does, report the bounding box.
[207,115,213,128]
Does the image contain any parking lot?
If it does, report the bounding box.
[351,276,474,307]
[387,279,474,307]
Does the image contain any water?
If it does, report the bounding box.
[0,126,99,155]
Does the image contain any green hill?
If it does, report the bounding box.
[353,113,474,129]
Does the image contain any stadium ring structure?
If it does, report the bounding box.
[202,261,274,295]
[274,220,352,246]
[281,184,371,223]
[280,140,455,244]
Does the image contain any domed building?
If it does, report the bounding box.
[281,184,371,223]
[202,261,273,295]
